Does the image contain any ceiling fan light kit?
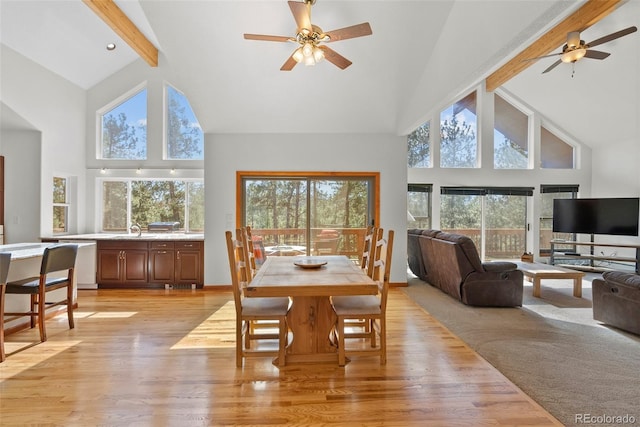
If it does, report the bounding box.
[243,0,372,71]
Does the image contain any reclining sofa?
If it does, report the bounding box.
[408,229,523,307]
[592,271,640,336]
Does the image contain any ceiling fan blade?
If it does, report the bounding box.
[325,22,372,42]
[583,49,610,60]
[244,34,293,43]
[288,1,312,33]
[280,54,298,71]
[318,45,352,69]
[542,59,562,74]
[586,26,637,48]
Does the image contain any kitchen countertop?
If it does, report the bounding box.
[0,242,96,260]
[42,233,205,241]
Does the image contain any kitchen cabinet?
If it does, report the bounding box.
[97,241,149,287]
[97,239,204,288]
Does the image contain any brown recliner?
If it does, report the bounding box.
[408,229,523,307]
[592,271,640,336]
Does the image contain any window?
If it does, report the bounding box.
[240,172,379,262]
[101,179,204,233]
[440,187,533,260]
[541,126,574,168]
[53,177,68,234]
[166,85,204,160]
[100,88,147,159]
[407,184,432,229]
[494,94,528,169]
[440,91,478,168]
[407,122,431,167]
[539,185,578,255]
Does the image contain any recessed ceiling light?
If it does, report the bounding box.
[106,43,116,51]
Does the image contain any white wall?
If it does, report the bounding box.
[0,45,87,238]
[204,133,408,285]
[590,138,640,253]
[0,130,41,243]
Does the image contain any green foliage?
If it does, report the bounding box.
[440,113,476,168]
[494,137,528,169]
[167,86,203,159]
[103,181,128,231]
[102,112,146,159]
[245,178,370,238]
[132,181,185,228]
[407,122,430,167]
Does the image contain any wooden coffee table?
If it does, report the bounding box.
[515,261,585,298]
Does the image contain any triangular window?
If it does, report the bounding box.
[166,85,204,160]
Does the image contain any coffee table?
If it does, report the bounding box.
[515,261,585,298]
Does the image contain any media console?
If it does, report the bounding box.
[550,239,640,274]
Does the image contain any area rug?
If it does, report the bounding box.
[401,273,640,427]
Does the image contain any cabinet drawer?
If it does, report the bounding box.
[175,241,203,250]
[150,241,175,249]
[98,240,148,250]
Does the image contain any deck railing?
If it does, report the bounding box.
[249,227,367,260]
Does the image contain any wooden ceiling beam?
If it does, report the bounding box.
[83,0,158,67]
[485,0,624,92]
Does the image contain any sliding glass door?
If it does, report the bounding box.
[240,172,378,262]
[440,187,532,260]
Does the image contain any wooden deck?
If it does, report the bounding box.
[0,288,562,426]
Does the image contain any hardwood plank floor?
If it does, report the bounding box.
[0,288,561,426]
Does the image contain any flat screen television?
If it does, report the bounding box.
[553,197,640,236]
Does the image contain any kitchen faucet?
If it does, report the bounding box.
[130,223,142,237]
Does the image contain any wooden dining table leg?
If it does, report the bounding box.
[284,295,339,364]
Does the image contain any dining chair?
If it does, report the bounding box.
[332,229,394,366]
[242,226,258,279]
[225,230,289,367]
[0,252,11,362]
[360,226,381,278]
[1,244,78,361]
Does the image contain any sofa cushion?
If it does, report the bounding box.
[601,271,640,290]
[432,232,485,272]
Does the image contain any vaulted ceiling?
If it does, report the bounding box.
[1,0,638,149]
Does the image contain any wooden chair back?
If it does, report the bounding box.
[360,226,382,278]
[225,230,249,312]
[372,229,394,312]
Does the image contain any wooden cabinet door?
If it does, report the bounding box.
[149,249,175,283]
[175,242,203,285]
[97,249,123,284]
[122,250,149,284]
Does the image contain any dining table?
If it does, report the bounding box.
[245,255,378,365]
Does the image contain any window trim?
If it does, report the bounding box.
[97,82,148,161]
[163,82,204,161]
[98,177,205,233]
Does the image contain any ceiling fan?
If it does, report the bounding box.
[243,0,372,71]
[524,25,637,74]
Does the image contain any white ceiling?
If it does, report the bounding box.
[1,0,638,149]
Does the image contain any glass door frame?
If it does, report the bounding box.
[236,171,380,258]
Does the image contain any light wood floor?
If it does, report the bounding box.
[0,288,561,426]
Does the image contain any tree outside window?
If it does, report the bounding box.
[494,94,529,169]
[440,91,478,168]
[166,85,204,160]
[407,122,430,167]
[53,177,68,233]
[101,88,147,159]
[102,180,204,233]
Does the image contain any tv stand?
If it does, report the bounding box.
[550,238,640,274]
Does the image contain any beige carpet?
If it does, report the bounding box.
[402,272,640,427]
